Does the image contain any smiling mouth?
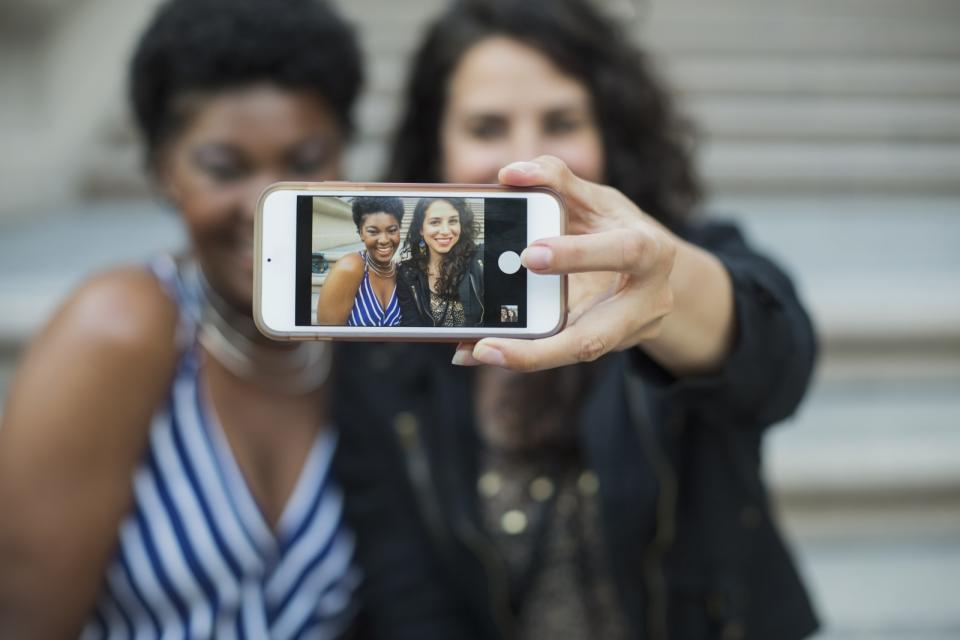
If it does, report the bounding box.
[374,248,395,262]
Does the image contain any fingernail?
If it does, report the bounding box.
[521,245,553,270]
[504,161,540,176]
[473,344,506,367]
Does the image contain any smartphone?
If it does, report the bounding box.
[254,182,566,341]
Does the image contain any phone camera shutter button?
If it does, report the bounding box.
[498,251,522,274]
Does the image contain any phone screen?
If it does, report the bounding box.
[294,195,528,328]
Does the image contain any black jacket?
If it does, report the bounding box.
[332,221,820,640]
[395,252,484,326]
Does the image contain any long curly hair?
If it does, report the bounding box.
[386,0,701,229]
[402,197,478,297]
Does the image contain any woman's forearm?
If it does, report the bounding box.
[640,239,736,377]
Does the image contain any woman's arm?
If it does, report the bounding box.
[638,234,735,377]
[631,222,818,427]
[316,253,364,325]
[0,268,179,638]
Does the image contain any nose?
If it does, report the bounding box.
[507,121,543,164]
[240,171,282,222]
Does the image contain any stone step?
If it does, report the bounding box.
[784,526,960,639]
[339,0,960,26]
[767,367,960,499]
[701,142,960,194]
[717,193,960,346]
[639,18,960,58]
[80,143,150,200]
[351,13,960,59]
[664,56,960,99]
[361,51,960,100]
[689,97,960,143]
[648,0,960,19]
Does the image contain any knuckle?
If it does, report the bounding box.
[537,154,573,186]
[596,184,621,201]
[577,334,607,363]
[620,229,648,268]
[661,236,678,271]
[535,154,564,171]
[659,286,675,317]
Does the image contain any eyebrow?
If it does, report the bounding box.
[461,100,591,118]
[191,134,335,160]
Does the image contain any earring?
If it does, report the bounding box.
[419,238,426,250]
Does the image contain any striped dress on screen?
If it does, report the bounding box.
[80,256,360,640]
[347,253,400,327]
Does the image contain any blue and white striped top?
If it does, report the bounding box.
[347,253,400,327]
[81,257,360,640]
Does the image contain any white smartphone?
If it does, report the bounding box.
[254,182,566,341]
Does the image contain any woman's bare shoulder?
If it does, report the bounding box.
[54,265,179,351]
[3,264,181,435]
[329,252,365,277]
[322,253,366,292]
[0,265,182,636]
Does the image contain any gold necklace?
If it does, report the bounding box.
[364,250,396,278]
[187,262,331,395]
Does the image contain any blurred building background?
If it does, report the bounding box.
[1,0,958,636]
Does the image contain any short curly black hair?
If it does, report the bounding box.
[130,0,363,168]
[351,196,405,230]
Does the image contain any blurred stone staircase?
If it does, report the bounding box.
[2,1,959,636]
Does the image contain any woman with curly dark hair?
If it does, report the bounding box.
[0,0,364,636]
[387,0,699,230]
[396,197,484,326]
[334,0,819,638]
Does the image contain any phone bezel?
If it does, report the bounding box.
[254,182,567,341]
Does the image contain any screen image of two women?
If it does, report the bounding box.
[315,196,484,328]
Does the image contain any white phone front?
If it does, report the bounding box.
[255,182,566,341]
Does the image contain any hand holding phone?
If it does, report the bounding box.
[452,156,680,372]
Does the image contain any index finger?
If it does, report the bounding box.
[497,156,601,208]
[522,228,657,276]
